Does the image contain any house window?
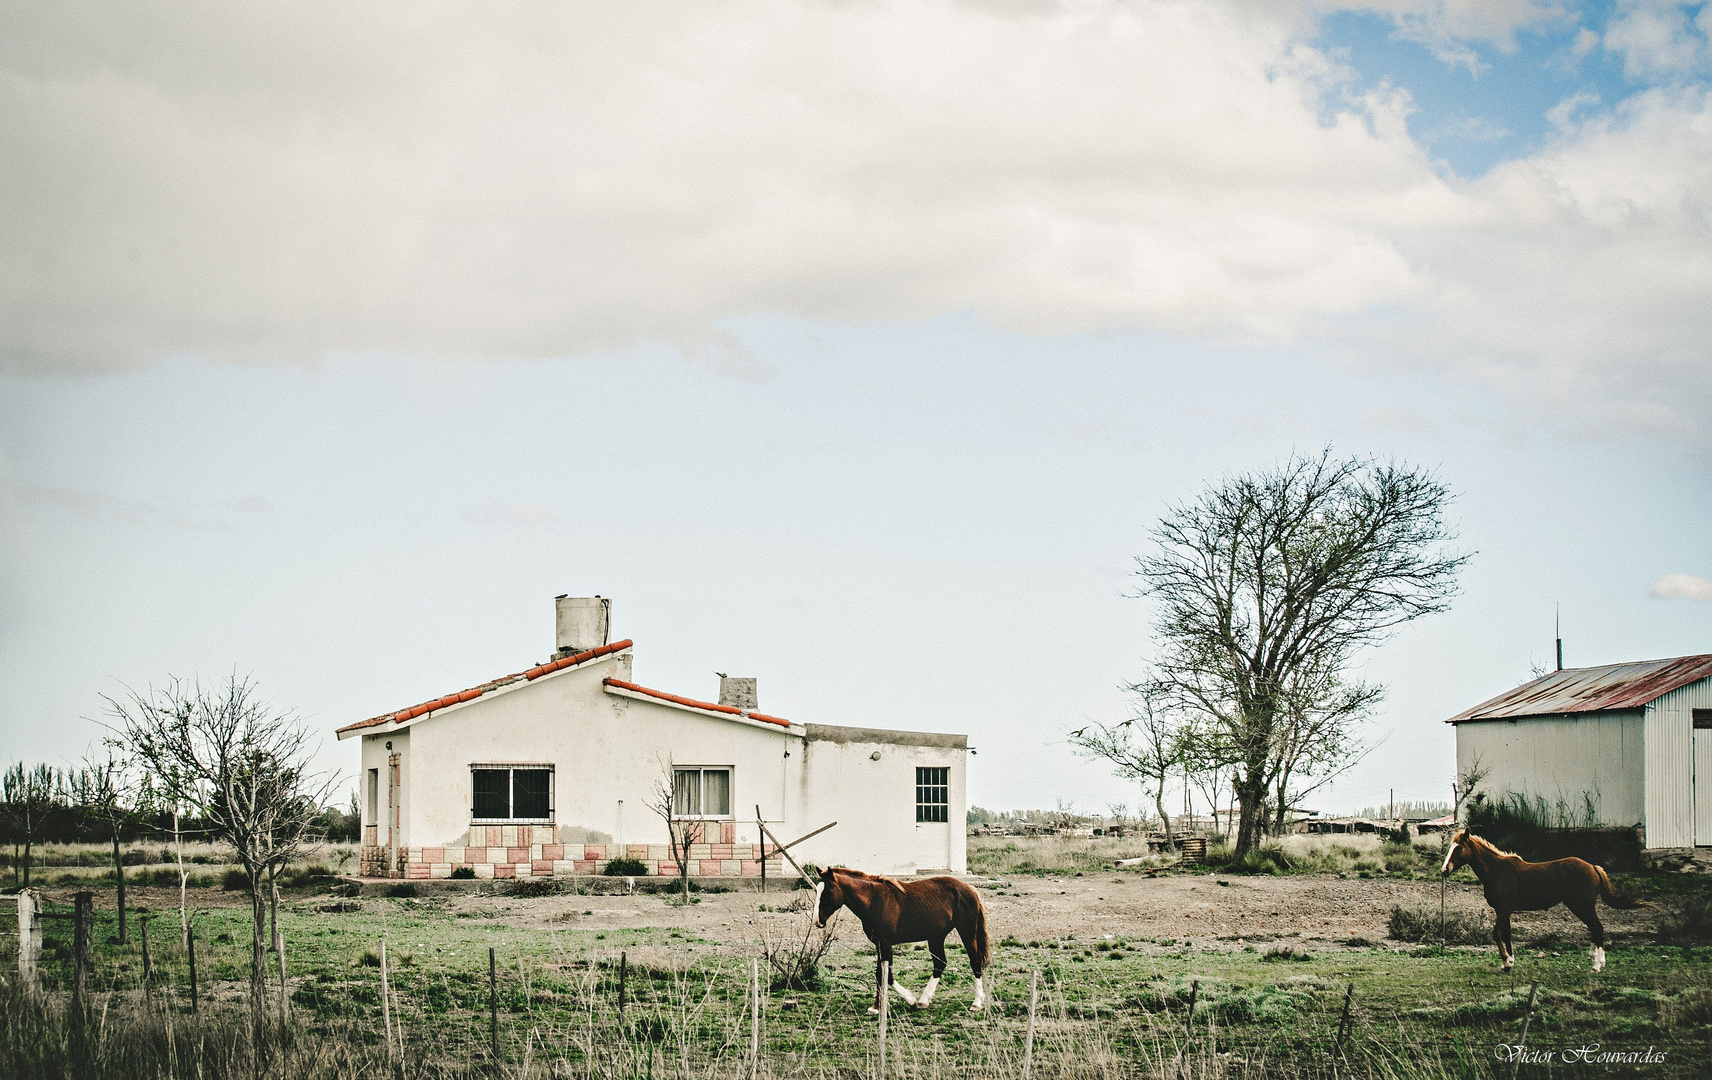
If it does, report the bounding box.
[470,765,555,822]
[916,767,949,823]
[366,768,379,825]
[1695,709,1712,729]
[672,767,732,818]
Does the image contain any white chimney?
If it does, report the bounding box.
[718,676,757,711]
[554,596,611,657]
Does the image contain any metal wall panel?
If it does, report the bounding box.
[1455,710,1644,826]
[1648,676,1712,848]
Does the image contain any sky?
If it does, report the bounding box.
[2,0,1709,819]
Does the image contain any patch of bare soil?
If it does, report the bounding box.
[446,872,1663,956]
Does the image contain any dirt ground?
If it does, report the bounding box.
[399,872,1665,955]
[70,869,1664,960]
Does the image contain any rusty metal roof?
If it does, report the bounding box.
[1446,654,1712,723]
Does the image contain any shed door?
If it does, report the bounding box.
[915,767,950,871]
[1695,711,1712,846]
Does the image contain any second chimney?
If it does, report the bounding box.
[718,676,758,711]
[554,595,611,657]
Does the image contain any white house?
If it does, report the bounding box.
[337,597,969,881]
[1448,653,1712,850]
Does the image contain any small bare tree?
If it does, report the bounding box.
[66,754,136,943]
[107,675,333,1044]
[648,758,701,904]
[1,763,61,887]
[1070,692,1185,843]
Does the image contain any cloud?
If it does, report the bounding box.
[1651,573,1712,601]
[23,487,269,531]
[507,504,555,525]
[1603,1,1712,80]
[0,1,1707,439]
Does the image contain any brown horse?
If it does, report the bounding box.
[814,867,991,1012]
[1441,828,1650,973]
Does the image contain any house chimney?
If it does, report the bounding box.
[718,676,758,711]
[555,596,611,657]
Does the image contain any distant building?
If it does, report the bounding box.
[1446,654,1712,851]
[338,596,968,880]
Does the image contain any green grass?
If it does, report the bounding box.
[4,886,1711,1078]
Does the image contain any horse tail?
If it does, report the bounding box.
[1595,865,1653,910]
[962,887,991,975]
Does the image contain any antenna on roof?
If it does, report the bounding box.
[1555,603,1563,671]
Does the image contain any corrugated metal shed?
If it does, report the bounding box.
[1447,654,1712,723]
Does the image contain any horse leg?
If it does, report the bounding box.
[1494,910,1513,971]
[915,938,948,1008]
[882,943,918,1008]
[1567,896,1605,973]
[871,947,887,1014]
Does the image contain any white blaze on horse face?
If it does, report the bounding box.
[1439,843,1457,875]
[811,882,825,926]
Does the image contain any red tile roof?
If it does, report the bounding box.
[1447,653,1712,723]
[603,678,792,728]
[336,639,634,735]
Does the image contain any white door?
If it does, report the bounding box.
[1694,718,1712,846]
[915,822,950,871]
[914,766,951,871]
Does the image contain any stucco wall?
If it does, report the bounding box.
[394,652,799,850]
[354,651,968,875]
[1454,710,1644,830]
[793,726,968,876]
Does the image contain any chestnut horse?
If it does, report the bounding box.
[1441,828,1650,973]
[814,867,990,1012]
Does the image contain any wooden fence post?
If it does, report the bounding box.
[1511,982,1539,1080]
[1022,969,1039,1080]
[877,959,888,1080]
[1184,979,1198,1041]
[380,938,394,1060]
[489,946,499,1061]
[72,891,93,1016]
[1333,982,1355,1058]
[277,925,290,1024]
[750,957,760,1079]
[618,951,627,1021]
[139,914,152,983]
[187,919,199,1013]
[17,890,40,996]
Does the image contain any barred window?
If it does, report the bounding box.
[470,766,555,822]
[916,767,949,823]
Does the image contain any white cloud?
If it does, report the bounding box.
[1604,1,1712,80]
[1651,573,1712,601]
[0,1,1708,440]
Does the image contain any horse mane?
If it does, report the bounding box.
[1464,832,1518,859]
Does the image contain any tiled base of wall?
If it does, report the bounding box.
[360,821,789,880]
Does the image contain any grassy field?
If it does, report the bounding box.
[4,869,1710,1079]
[967,831,1449,879]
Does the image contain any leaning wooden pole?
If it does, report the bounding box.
[877,960,889,1080]
[1511,982,1539,1080]
[750,957,760,1079]
[380,938,394,1061]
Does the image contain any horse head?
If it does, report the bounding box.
[1440,828,1472,875]
[814,867,843,928]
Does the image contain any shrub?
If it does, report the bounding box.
[506,879,557,897]
[221,868,251,891]
[1258,944,1312,962]
[385,883,417,898]
[604,857,648,876]
[1656,890,1712,941]
[1387,903,1492,945]
[449,865,476,879]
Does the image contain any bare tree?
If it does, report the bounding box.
[106,676,333,1044]
[1070,693,1185,843]
[1,763,61,887]
[1136,449,1467,855]
[1265,664,1382,834]
[647,758,701,904]
[66,754,136,943]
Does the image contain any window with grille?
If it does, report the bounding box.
[672,767,732,818]
[916,767,949,823]
[470,765,555,822]
[1695,709,1712,729]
